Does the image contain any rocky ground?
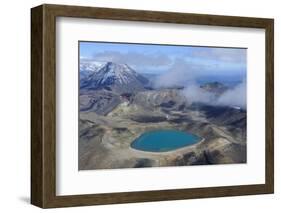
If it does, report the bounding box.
[78,88,246,170]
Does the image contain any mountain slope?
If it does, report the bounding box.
[80,61,106,79]
[80,61,149,93]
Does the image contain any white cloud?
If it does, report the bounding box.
[179,81,246,109]
[153,58,203,88]
[93,51,172,67]
[217,81,246,109]
[181,83,216,105]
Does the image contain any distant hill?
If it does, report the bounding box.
[200,81,228,94]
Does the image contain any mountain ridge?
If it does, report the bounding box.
[80,61,149,93]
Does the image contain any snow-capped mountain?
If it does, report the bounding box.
[80,61,149,93]
[80,61,106,79]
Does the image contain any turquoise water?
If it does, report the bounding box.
[131,130,201,152]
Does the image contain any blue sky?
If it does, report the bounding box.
[79,41,246,83]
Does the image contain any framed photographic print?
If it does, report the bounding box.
[31,4,274,208]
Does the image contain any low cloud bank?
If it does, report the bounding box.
[181,83,216,105]
[216,81,246,109]
[152,58,246,109]
[180,81,246,109]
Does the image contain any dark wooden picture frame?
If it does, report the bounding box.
[31,4,274,208]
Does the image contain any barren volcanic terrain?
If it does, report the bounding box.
[79,61,246,170]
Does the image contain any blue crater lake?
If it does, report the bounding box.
[131,130,201,152]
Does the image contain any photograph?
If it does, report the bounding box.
[78,41,247,170]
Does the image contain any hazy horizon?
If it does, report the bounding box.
[80,41,246,82]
